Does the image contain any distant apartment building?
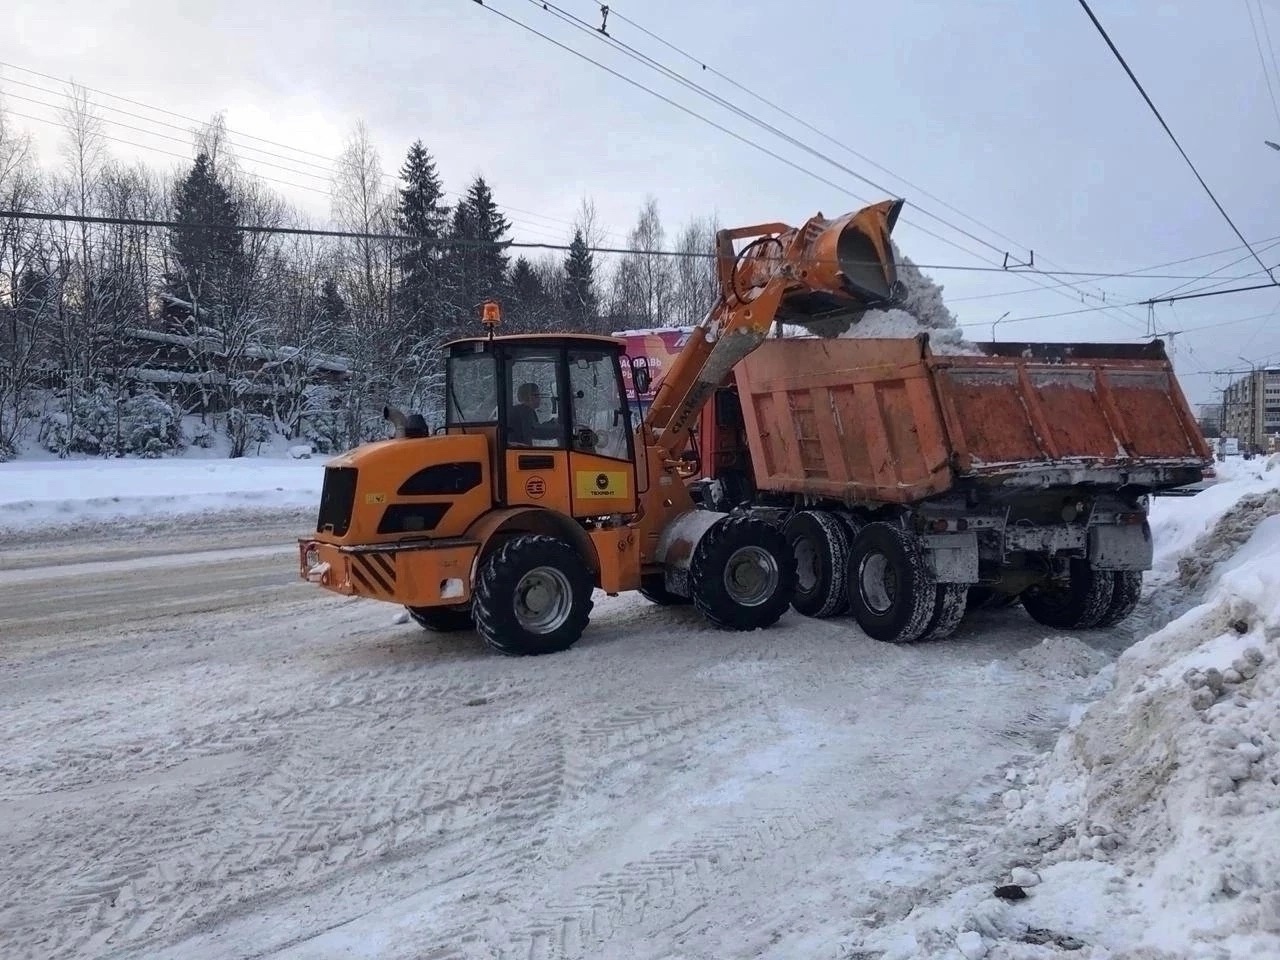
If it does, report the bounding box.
[1221,368,1280,450]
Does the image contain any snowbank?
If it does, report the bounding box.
[850,466,1280,959]
[0,457,326,535]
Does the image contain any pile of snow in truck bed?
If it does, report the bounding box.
[844,460,1280,959]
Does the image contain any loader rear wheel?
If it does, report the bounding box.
[690,516,795,631]
[405,605,473,633]
[1095,571,1143,628]
[847,522,938,644]
[1021,560,1115,630]
[638,574,690,606]
[473,535,593,656]
[784,510,851,619]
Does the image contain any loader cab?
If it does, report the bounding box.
[444,334,639,518]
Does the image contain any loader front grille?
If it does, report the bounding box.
[317,467,358,536]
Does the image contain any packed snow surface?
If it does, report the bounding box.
[0,456,325,535]
[845,456,1280,959]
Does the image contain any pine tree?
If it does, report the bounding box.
[444,175,511,327]
[508,256,546,331]
[163,151,243,317]
[394,140,449,333]
[562,228,597,328]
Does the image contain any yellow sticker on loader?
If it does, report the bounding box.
[365,492,386,504]
[576,470,629,499]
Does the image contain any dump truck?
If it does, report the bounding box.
[615,329,1213,643]
[300,199,907,654]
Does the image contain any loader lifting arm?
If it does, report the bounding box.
[641,198,906,460]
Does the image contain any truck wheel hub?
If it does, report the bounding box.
[514,566,573,633]
[859,553,897,614]
[723,546,779,607]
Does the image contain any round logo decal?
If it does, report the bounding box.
[525,476,546,499]
[595,473,610,491]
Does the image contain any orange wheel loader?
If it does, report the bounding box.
[299,199,905,655]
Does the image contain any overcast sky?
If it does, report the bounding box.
[8,0,1280,404]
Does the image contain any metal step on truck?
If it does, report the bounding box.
[617,329,1213,644]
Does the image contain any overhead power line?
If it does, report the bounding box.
[5,207,1276,281]
[1076,0,1278,285]
[0,60,607,239]
[478,1,1157,334]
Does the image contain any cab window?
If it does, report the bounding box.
[568,348,631,461]
[506,348,566,448]
[446,348,497,424]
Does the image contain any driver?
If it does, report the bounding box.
[508,382,562,445]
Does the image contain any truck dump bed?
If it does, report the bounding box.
[733,336,1212,504]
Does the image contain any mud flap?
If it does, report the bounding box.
[921,531,979,583]
[654,509,728,598]
[1089,522,1153,571]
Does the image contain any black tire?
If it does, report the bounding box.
[783,510,851,618]
[690,516,796,631]
[405,605,473,632]
[1095,570,1143,628]
[472,535,594,656]
[920,583,968,641]
[1021,560,1115,630]
[638,574,690,606]
[846,522,939,644]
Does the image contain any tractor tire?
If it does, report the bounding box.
[1095,571,1143,628]
[638,574,691,606]
[919,583,968,642]
[689,516,796,631]
[472,535,594,656]
[405,605,473,633]
[783,510,851,619]
[1021,560,1116,630]
[846,522,939,644]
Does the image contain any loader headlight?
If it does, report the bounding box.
[305,545,321,568]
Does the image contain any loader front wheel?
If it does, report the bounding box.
[847,522,938,644]
[406,605,473,633]
[473,535,593,656]
[1021,560,1115,630]
[690,516,796,631]
[783,510,851,619]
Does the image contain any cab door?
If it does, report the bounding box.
[566,345,638,518]
[501,345,573,514]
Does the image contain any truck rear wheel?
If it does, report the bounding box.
[846,522,938,644]
[919,583,968,641]
[472,535,593,655]
[690,516,796,631]
[405,605,473,633]
[1021,560,1115,630]
[783,510,850,618]
[1095,571,1143,628]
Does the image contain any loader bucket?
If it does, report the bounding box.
[780,198,905,333]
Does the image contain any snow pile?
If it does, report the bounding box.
[848,469,1280,959]
[0,457,326,535]
[839,251,980,355]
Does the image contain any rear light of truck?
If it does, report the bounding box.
[929,518,969,532]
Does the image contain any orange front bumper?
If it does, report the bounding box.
[298,538,479,608]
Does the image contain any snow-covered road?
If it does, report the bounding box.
[0,519,1111,960]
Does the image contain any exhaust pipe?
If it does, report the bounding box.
[384,405,429,439]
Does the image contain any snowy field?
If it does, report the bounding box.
[0,455,325,537]
[0,455,1277,959]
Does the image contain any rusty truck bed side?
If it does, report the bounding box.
[733,336,1211,504]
